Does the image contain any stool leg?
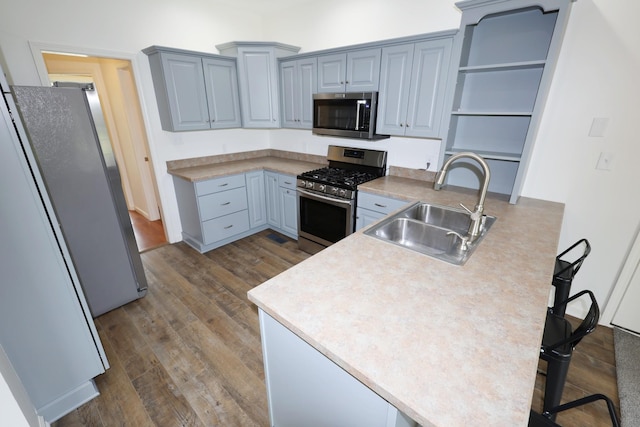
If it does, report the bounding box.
[552,277,572,317]
[543,358,571,421]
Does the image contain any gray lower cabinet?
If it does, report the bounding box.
[173,173,254,253]
[246,170,268,228]
[279,57,317,129]
[317,48,381,93]
[377,37,453,138]
[259,309,417,427]
[265,171,298,239]
[144,46,241,131]
[174,170,298,253]
[356,192,408,231]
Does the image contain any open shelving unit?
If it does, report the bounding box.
[441,0,572,203]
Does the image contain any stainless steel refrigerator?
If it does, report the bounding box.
[1,69,109,422]
[12,83,148,317]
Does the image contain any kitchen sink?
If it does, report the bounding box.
[364,202,496,265]
[398,202,474,235]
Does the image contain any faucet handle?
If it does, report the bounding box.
[459,202,483,220]
[459,202,473,214]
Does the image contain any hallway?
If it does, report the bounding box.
[129,211,167,252]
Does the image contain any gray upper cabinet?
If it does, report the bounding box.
[439,0,574,203]
[377,37,452,138]
[217,42,300,128]
[317,48,381,93]
[144,46,241,132]
[203,57,242,129]
[280,57,317,129]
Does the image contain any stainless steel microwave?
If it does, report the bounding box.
[312,92,389,140]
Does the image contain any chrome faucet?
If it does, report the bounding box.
[433,152,491,242]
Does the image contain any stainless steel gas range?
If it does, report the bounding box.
[297,145,387,254]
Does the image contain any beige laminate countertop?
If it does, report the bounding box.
[248,175,564,427]
[167,156,323,181]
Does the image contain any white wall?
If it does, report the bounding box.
[521,0,640,319]
[0,0,637,320]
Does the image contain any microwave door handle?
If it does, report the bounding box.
[356,100,366,130]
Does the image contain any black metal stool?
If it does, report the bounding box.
[551,239,590,316]
[540,290,599,419]
[529,394,619,426]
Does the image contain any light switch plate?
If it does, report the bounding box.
[596,152,613,170]
[589,117,609,137]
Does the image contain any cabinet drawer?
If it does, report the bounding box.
[199,187,248,220]
[195,174,245,196]
[357,192,407,215]
[278,174,296,190]
[202,210,250,244]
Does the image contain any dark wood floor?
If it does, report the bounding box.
[129,210,167,252]
[53,230,619,427]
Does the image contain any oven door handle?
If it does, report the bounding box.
[297,188,353,206]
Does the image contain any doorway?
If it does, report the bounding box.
[40,52,167,251]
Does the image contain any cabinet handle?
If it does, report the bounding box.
[224,225,234,229]
[221,201,231,206]
[374,203,387,208]
[406,123,410,127]
[218,183,229,187]
[400,123,404,127]
[284,181,292,185]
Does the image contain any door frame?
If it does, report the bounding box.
[28,41,162,221]
[601,222,640,325]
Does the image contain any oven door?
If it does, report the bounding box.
[297,188,354,253]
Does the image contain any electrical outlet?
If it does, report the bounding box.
[596,152,613,171]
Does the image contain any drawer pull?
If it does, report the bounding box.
[224,225,234,229]
[284,181,292,185]
[374,203,387,208]
[221,201,231,206]
[218,183,229,187]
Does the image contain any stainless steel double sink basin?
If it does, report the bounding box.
[363,201,496,265]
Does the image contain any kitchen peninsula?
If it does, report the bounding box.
[248,175,564,427]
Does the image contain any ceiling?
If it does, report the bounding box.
[214,0,316,14]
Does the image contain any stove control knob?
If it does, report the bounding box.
[298,180,305,188]
[338,189,347,197]
[330,187,339,195]
[306,181,314,189]
[318,184,326,192]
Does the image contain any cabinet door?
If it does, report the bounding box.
[346,48,381,92]
[265,172,280,227]
[159,53,210,131]
[246,171,267,228]
[279,186,298,237]
[297,58,317,129]
[280,60,298,128]
[202,57,242,129]
[405,39,452,138]
[377,44,415,136]
[237,47,280,128]
[317,53,346,93]
[355,207,386,231]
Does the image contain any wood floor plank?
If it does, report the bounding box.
[91,328,155,427]
[131,364,204,427]
[97,307,161,381]
[180,320,269,426]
